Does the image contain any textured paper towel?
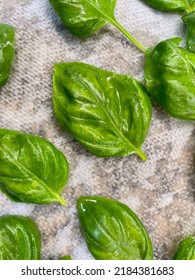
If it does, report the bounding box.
[0,0,194,259]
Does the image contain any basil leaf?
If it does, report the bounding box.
[145,38,195,120]
[59,255,72,260]
[142,0,195,13]
[182,11,195,53]
[0,215,41,260]
[77,196,153,260]
[49,0,117,38]
[0,23,15,87]
[0,129,69,205]
[173,236,195,260]
[53,62,152,160]
[49,0,146,53]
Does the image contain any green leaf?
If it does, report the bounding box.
[59,255,72,260]
[49,0,117,38]
[173,236,195,260]
[182,11,195,53]
[0,215,41,260]
[145,38,195,120]
[0,23,15,87]
[53,62,152,160]
[142,0,195,13]
[77,196,153,260]
[0,129,69,205]
[49,0,146,53]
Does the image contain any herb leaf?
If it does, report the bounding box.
[0,215,41,260]
[0,24,15,87]
[77,196,153,260]
[53,62,152,160]
[142,0,195,13]
[49,0,117,38]
[59,255,72,260]
[145,38,195,120]
[49,0,146,53]
[182,11,195,53]
[173,236,195,260]
[0,129,69,205]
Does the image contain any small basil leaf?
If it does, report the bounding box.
[59,255,72,260]
[49,0,117,38]
[142,0,195,13]
[173,236,195,260]
[0,215,41,260]
[182,11,195,53]
[77,196,153,260]
[49,1,146,53]
[0,23,15,87]
[145,38,195,120]
[0,129,69,205]
[53,62,152,160]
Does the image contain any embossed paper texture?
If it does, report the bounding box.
[0,0,194,259]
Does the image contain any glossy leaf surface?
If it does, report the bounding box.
[0,215,41,260]
[173,236,195,260]
[0,129,69,205]
[182,11,195,53]
[0,23,15,87]
[53,62,152,160]
[142,0,195,12]
[145,38,195,120]
[49,0,117,38]
[77,196,153,260]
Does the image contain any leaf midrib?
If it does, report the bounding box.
[63,0,116,22]
[78,76,142,155]
[86,208,133,258]
[0,145,61,202]
[86,0,115,20]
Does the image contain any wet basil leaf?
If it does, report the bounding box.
[142,0,195,13]
[182,11,195,53]
[0,129,69,205]
[173,236,195,260]
[0,215,41,260]
[145,38,195,120]
[49,0,146,53]
[49,0,117,38]
[77,196,153,260]
[53,62,152,160]
[0,23,15,87]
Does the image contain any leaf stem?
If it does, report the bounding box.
[57,195,67,206]
[110,18,147,54]
[135,149,147,161]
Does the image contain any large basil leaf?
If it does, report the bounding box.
[145,38,195,120]
[0,129,69,205]
[0,23,15,87]
[53,62,152,160]
[142,0,195,12]
[77,196,153,260]
[182,12,195,53]
[49,0,117,37]
[0,215,41,260]
[173,236,195,260]
[49,0,146,53]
